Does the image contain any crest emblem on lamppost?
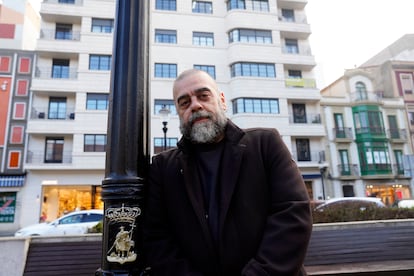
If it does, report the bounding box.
[106,204,141,264]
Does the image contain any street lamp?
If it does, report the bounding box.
[319,166,327,200]
[159,105,171,151]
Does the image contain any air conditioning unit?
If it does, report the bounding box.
[69,113,75,120]
[38,112,45,119]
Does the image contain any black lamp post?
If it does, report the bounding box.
[159,106,170,151]
[319,166,327,200]
[97,0,149,275]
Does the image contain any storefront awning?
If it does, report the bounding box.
[0,175,25,187]
[302,174,322,179]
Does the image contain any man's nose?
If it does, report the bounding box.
[190,96,203,111]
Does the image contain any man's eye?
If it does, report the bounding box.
[178,99,190,108]
[198,93,210,100]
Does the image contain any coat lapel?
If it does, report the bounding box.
[218,134,246,234]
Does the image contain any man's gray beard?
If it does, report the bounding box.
[180,110,227,144]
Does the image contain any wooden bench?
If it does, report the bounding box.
[304,219,414,275]
[21,219,414,276]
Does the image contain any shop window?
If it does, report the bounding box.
[343,185,355,197]
[10,126,24,144]
[18,57,31,74]
[16,79,29,96]
[0,192,16,223]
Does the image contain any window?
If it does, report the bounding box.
[0,192,16,222]
[13,103,26,119]
[0,56,11,72]
[358,141,391,174]
[353,109,384,135]
[49,97,67,119]
[52,59,70,78]
[18,57,31,73]
[334,113,346,138]
[227,0,269,11]
[400,73,413,94]
[91,18,114,33]
[10,126,24,144]
[394,150,404,174]
[296,139,310,161]
[45,138,64,163]
[87,93,109,110]
[8,151,21,169]
[55,23,72,40]
[84,134,107,152]
[285,39,299,54]
[193,32,214,46]
[192,1,213,13]
[16,80,29,96]
[292,104,306,123]
[233,98,279,114]
[59,0,75,3]
[156,0,176,10]
[231,62,275,78]
[154,99,177,115]
[288,70,302,78]
[89,55,111,70]
[194,65,215,79]
[154,63,177,78]
[0,23,15,39]
[229,29,272,44]
[388,115,399,139]
[155,29,177,43]
[154,137,178,154]
[355,81,368,100]
[339,150,350,175]
[281,9,294,22]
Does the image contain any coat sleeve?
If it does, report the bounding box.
[241,129,313,276]
[142,155,203,276]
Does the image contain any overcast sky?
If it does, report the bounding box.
[305,0,414,88]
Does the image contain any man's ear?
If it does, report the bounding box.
[220,92,227,111]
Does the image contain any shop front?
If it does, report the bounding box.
[41,185,103,222]
[365,182,411,206]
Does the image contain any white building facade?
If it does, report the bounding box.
[7,0,325,232]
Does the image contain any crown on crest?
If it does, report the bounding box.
[105,204,141,223]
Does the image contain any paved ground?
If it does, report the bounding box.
[306,260,414,275]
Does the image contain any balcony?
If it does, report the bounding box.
[360,163,394,179]
[285,78,316,88]
[333,127,353,142]
[292,150,325,164]
[41,0,83,23]
[393,164,410,178]
[40,29,81,41]
[337,164,359,179]
[30,107,75,120]
[351,91,383,103]
[289,113,321,124]
[278,15,311,39]
[26,150,73,165]
[388,129,408,143]
[35,67,78,79]
[355,127,387,140]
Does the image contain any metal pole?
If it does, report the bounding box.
[162,121,168,151]
[320,167,326,200]
[97,0,149,275]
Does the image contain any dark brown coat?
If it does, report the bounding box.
[143,121,312,276]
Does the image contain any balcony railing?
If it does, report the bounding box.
[278,14,308,24]
[387,129,407,141]
[43,0,83,5]
[333,127,353,140]
[393,164,407,177]
[26,150,73,164]
[289,113,321,124]
[337,164,359,177]
[355,127,386,136]
[40,29,81,41]
[31,107,75,120]
[35,67,78,79]
[292,150,324,162]
[282,46,312,55]
[285,78,316,88]
[351,91,383,102]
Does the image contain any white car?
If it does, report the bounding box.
[398,199,414,208]
[314,197,385,212]
[14,209,103,237]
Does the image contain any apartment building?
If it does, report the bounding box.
[320,34,414,205]
[8,0,323,231]
[0,1,39,233]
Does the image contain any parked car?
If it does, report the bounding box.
[14,209,103,237]
[314,197,386,212]
[397,199,414,209]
